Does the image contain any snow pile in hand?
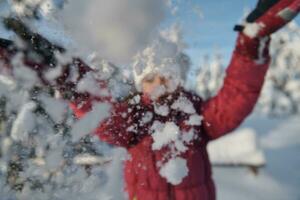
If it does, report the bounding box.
[243,22,265,38]
[159,157,188,185]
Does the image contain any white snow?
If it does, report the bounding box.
[151,120,192,153]
[140,111,153,125]
[44,145,64,170]
[261,116,300,149]
[44,65,63,82]
[185,114,203,126]
[11,101,36,141]
[181,128,196,143]
[39,94,68,124]
[73,154,111,166]
[258,22,300,116]
[171,96,196,114]
[213,114,300,200]
[128,94,141,105]
[132,26,189,92]
[154,104,170,116]
[71,102,111,142]
[151,121,180,151]
[208,128,265,166]
[0,1,299,200]
[255,37,269,64]
[61,0,167,64]
[76,72,110,98]
[159,157,188,185]
[12,54,41,89]
[0,75,16,93]
[243,22,265,38]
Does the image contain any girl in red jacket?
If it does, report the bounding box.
[94,1,299,199]
[1,0,299,199]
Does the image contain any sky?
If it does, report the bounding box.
[60,0,261,66]
[1,0,299,68]
[172,0,258,65]
[174,0,299,66]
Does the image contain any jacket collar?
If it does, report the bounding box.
[141,87,184,106]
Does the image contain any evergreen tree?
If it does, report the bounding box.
[195,53,225,100]
[0,2,119,199]
[258,22,300,116]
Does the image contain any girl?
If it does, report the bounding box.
[1,0,299,199]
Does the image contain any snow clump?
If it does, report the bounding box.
[243,22,265,38]
[154,104,170,116]
[171,96,196,114]
[159,157,188,185]
[151,121,180,151]
[186,114,203,126]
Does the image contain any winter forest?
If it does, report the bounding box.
[0,0,299,200]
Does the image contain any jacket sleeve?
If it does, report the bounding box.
[70,98,136,149]
[94,102,136,148]
[66,69,135,149]
[201,33,271,140]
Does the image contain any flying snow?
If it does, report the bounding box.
[159,157,188,185]
[171,96,196,114]
[71,102,111,142]
[61,0,167,63]
[151,121,180,151]
[243,22,265,38]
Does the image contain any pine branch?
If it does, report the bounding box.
[3,17,65,65]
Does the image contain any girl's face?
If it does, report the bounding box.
[142,74,169,100]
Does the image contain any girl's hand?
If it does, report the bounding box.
[235,0,300,38]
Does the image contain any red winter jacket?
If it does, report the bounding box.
[69,33,271,200]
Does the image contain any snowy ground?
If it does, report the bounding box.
[213,114,300,200]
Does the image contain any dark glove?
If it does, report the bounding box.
[235,0,300,37]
